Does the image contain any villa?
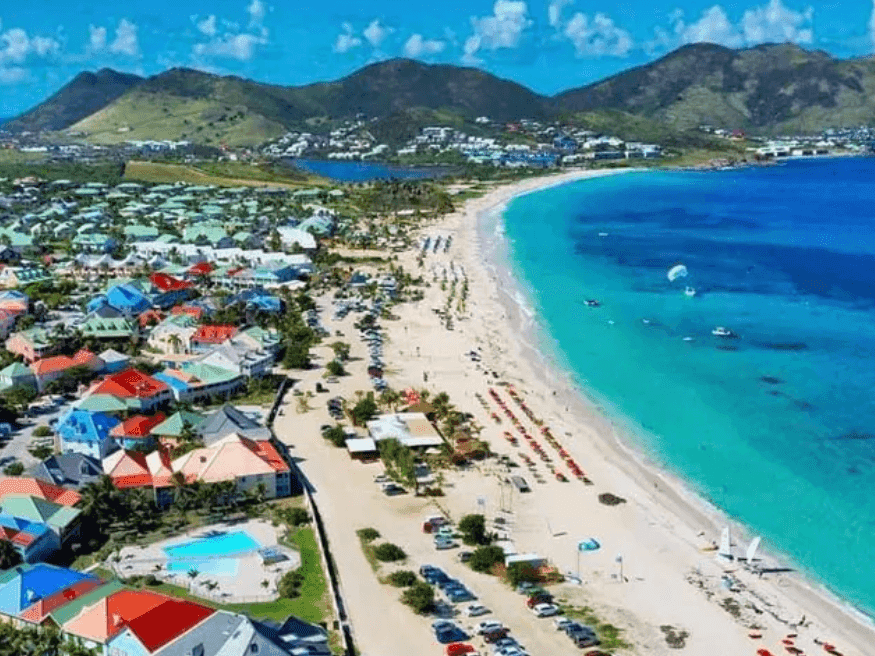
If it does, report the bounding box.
[88,369,172,412]
[55,409,121,460]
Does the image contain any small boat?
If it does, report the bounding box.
[684,286,697,297]
[683,336,694,342]
[584,299,601,307]
[712,326,735,337]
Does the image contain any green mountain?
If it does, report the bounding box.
[5,68,143,133]
[10,44,875,146]
[26,60,547,147]
[554,43,875,133]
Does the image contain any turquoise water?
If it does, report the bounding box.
[164,531,260,576]
[502,159,875,617]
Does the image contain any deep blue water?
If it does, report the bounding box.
[503,158,875,616]
[289,158,448,182]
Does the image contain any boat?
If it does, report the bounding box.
[684,286,697,297]
[712,326,735,337]
[584,299,601,307]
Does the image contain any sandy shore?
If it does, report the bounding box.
[274,166,875,656]
[395,167,875,654]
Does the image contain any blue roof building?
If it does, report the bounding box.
[0,564,98,617]
[55,409,121,460]
[88,284,152,318]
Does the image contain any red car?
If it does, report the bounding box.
[526,592,553,608]
[446,643,476,656]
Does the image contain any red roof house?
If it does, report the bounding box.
[148,273,193,293]
[0,477,81,506]
[186,261,214,277]
[189,325,237,351]
[89,369,171,411]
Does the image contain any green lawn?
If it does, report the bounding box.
[129,526,332,625]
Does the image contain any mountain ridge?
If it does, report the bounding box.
[9,44,875,145]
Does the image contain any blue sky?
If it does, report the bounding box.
[1,0,874,117]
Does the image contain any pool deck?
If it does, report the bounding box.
[112,519,300,603]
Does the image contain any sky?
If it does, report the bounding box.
[1,0,875,117]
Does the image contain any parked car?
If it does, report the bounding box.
[382,483,406,496]
[432,619,455,632]
[446,643,477,656]
[474,620,503,634]
[436,627,469,644]
[482,628,511,643]
[465,604,491,618]
[447,588,476,603]
[563,622,596,638]
[525,592,553,608]
[421,565,440,578]
[554,617,574,631]
[515,582,538,595]
[531,603,560,617]
[434,537,457,550]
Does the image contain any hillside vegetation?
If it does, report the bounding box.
[10,44,875,146]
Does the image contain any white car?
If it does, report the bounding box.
[475,619,502,633]
[554,617,574,631]
[531,603,560,617]
[465,604,491,618]
[434,538,457,550]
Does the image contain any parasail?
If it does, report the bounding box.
[667,264,688,282]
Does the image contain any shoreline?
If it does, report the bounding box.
[452,167,875,653]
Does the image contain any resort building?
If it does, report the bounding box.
[55,410,121,460]
[0,565,101,625]
[172,433,292,499]
[32,453,104,490]
[88,369,172,412]
[367,412,445,450]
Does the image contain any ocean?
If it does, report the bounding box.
[502,158,875,617]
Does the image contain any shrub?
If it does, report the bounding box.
[356,527,380,542]
[278,569,305,598]
[401,581,435,614]
[468,545,505,573]
[458,514,489,545]
[322,425,346,448]
[373,542,406,562]
[598,493,626,506]
[2,462,23,476]
[326,360,345,377]
[506,562,540,587]
[387,570,417,587]
[33,425,53,437]
[143,574,159,586]
[287,507,310,526]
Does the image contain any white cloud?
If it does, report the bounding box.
[741,0,813,44]
[247,0,266,27]
[564,12,633,56]
[110,18,140,57]
[363,19,392,48]
[668,1,813,50]
[0,66,27,84]
[88,25,107,53]
[463,0,532,63]
[548,0,573,28]
[193,32,265,61]
[403,33,446,58]
[197,15,218,37]
[0,27,60,64]
[333,23,362,53]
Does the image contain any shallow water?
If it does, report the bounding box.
[503,158,875,615]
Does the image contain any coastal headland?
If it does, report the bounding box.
[276,167,875,656]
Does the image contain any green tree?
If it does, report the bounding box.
[468,545,505,573]
[329,341,351,361]
[351,392,378,426]
[458,514,490,545]
[387,570,417,587]
[0,539,21,570]
[401,581,435,614]
[322,425,346,448]
[506,561,541,587]
[325,359,345,377]
[0,386,37,414]
[378,438,418,494]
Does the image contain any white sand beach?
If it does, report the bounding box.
[275,167,875,656]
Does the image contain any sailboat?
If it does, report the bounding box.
[684,286,697,297]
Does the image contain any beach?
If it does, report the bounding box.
[275,166,875,656]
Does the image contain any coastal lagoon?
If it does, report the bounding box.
[503,158,875,616]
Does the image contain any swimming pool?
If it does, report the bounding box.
[164,531,260,576]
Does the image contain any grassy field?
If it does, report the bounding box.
[124,160,328,188]
[72,93,287,147]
